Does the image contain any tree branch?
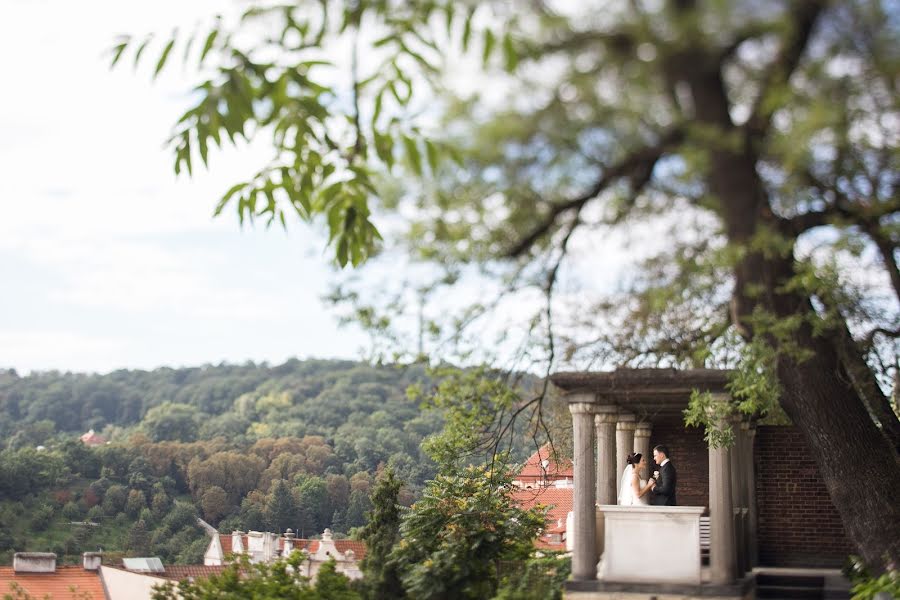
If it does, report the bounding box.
[505,129,683,258]
[865,326,900,347]
[745,1,826,138]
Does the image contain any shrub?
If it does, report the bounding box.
[61,501,82,521]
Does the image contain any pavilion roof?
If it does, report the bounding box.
[550,368,732,417]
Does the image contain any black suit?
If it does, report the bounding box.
[650,461,677,506]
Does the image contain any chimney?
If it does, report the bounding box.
[83,552,102,571]
[263,532,279,561]
[14,553,56,573]
[231,531,245,554]
[283,529,295,556]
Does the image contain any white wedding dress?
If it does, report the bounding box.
[617,465,650,506]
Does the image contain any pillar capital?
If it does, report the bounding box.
[593,405,618,424]
[634,422,652,438]
[740,420,757,436]
[616,420,636,431]
[617,409,637,429]
[569,402,597,415]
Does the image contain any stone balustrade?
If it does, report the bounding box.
[597,505,705,585]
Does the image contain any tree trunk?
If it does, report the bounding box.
[763,262,900,570]
[833,315,900,454]
[684,47,900,570]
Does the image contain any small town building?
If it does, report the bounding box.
[79,429,106,447]
[100,560,225,600]
[513,443,574,490]
[203,528,365,581]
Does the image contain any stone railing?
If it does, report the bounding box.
[596,505,705,584]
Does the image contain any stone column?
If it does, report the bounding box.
[709,419,737,585]
[742,421,759,569]
[634,422,652,479]
[594,407,619,506]
[570,401,597,581]
[729,417,747,576]
[616,413,636,488]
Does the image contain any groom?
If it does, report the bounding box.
[650,444,677,506]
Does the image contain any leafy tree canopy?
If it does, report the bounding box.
[114,0,900,569]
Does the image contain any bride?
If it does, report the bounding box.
[618,452,655,506]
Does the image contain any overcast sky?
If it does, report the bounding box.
[0,0,371,374]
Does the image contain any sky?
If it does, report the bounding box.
[0,0,369,374]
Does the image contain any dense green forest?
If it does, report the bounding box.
[0,359,469,565]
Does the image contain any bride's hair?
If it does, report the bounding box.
[626,452,642,466]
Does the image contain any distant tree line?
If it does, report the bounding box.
[0,360,445,563]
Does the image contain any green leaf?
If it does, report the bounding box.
[214,182,247,216]
[133,35,154,68]
[374,130,394,168]
[373,88,385,126]
[373,34,396,48]
[182,33,195,65]
[154,37,176,79]
[482,29,495,67]
[462,8,475,51]
[200,29,219,64]
[502,32,518,71]
[403,136,422,176]
[197,125,209,166]
[425,140,439,174]
[109,40,129,68]
[444,3,455,37]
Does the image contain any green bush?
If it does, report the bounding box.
[30,504,55,531]
[845,557,900,600]
[61,501,82,521]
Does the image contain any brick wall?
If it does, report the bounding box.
[650,417,709,507]
[755,425,854,567]
[645,420,853,567]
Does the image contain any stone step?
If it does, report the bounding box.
[757,585,826,599]
[757,573,826,600]
[757,574,826,588]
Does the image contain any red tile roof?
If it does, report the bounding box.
[0,566,106,599]
[157,565,227,581]
[516,444,573,482]
[305,539,367,561]
[79,430,106,446]
[511,486,573,552]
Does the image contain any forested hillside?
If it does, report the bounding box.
[0,359,460,565]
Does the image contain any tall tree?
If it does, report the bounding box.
[390,465,545,600]
[119,0,900,568]
[266,479,298,534]
[358,469,405,600]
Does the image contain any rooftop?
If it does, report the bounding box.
[550,368,732,417]
[516,444,573,481]
[0,565,106,600]
[511,486,573,552]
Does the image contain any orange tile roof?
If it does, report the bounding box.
[511,486,572,551]
[516,444,573,481]
[0,566,106,599]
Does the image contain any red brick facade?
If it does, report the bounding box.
[650,417,710,507]
[754,425,854,567]
[647,421,853,567]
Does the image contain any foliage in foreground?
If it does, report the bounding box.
[151,554,359,600]
[846,556,900,600]
[114,0,900,569]
[390,464,546,600]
